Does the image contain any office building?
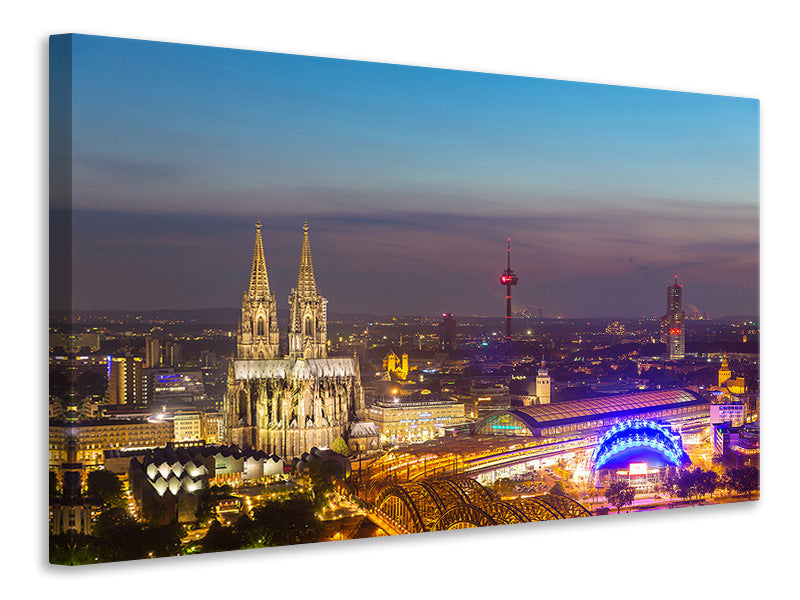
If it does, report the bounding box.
[368,392,466,444]
[663,276,685,360]
[106,356,143,405]
[145,336,161,368]
[145,336,183,368]
[49,417,175,470]
[440,313,457,352]
[151,370,206,405]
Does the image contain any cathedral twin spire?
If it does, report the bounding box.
[247,219,272,299]
[289,220,327,359]
[237,220,327,360]
[237,219,279,359]
[295,221,318,299]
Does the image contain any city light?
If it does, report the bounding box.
[48,40,759,562]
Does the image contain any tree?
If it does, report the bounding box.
[49,532,101,565]
[146,523,183,558]
[671,468,718,501]
[86,469,125,508]
[248,495,320,547]
[306,459,343,511]
[74,371,108,400]
[698,470,719,498]
[49,471,59,499]
[331,435,350,456]
[49,370,71,401]
[726,467,759,498]
[674,469,698,500]
[605,480,636,513]
[92,507,148,562]
[199,520,244,554]
[548,482,567,497]
[93,506,138,539]
[199,495,321,552]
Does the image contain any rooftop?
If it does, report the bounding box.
[508,388,708,430]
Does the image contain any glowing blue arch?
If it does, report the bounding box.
[591,419,690,472]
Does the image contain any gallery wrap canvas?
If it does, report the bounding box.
[48,33,760,566]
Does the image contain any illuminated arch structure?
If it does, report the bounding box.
[373,476,591,534]
[590,419,690,487]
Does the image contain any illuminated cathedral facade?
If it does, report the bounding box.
[225,220,365,459]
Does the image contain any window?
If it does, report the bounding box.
[305,317,314,337]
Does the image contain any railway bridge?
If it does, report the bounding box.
[367,476,591,535]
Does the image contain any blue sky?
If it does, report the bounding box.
[55,34,759,317]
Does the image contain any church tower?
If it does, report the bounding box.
[288,222,328,359]
[718,356,732,387]
[236,219,280,359]
[536,360,551,404]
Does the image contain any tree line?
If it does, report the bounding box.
[50,461,339,564]
[603,465,759,513]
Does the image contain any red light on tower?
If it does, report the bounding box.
[670,327,681,335]
[499,238,519,343]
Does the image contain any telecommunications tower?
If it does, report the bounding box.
[499,238,519,343]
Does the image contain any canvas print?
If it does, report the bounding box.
[48,34,760,565]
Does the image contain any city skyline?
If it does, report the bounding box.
[53,35,759,318]
[47,31,762,568]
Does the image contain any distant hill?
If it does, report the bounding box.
[54,308,758,326]
[56,307,387,326]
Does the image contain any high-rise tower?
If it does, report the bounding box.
[237,219,280,359]
[440,313,457,352]
[288,222,328,359]
[664,275,685,360]
[499,239,519,343]
[145,336,161,368]
[107,356,143,404]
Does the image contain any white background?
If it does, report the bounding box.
[3,1,796,596]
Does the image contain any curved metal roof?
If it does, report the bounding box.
[500,389,707,433]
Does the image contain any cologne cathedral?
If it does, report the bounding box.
[224,220,365,459]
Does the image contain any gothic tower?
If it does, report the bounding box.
[237,219,280,359]
[226,220,365,458]
[288,222,328,359]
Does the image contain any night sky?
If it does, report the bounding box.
[54,34,759,318]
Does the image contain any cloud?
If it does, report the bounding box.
[77,155,195,183]
[66,204,758,317]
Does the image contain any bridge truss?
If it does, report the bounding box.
[372,476,592,533]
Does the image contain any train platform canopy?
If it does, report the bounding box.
[363,389,709,485]
[475,389,708,437]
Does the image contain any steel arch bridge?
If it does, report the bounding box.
[372,476,592,533]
